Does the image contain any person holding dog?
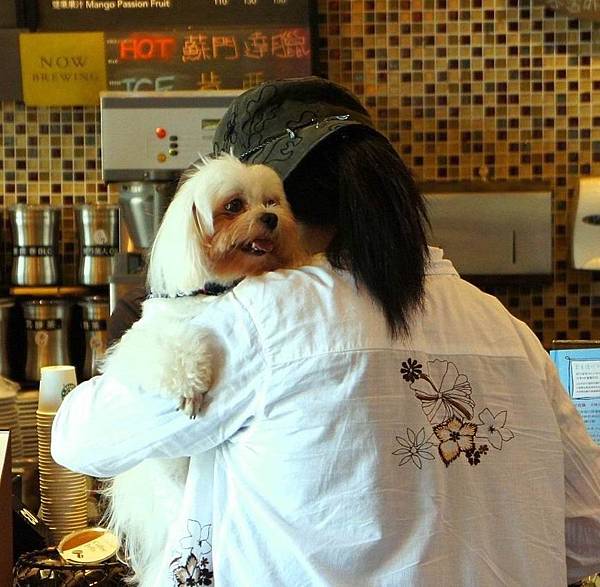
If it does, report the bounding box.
[53,77,600,586]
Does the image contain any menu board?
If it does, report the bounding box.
[29,0,318,93]
[105,26,312,91]
[36,0,314,30]
[551,347,600,444]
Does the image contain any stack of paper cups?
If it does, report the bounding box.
[0,378,23,460]
[36,365,88,543]
[16,390,39,459]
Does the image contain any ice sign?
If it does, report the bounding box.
[570,358,600,399]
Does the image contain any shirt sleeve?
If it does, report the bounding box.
[51,290,268,478]
[545,359,600,582]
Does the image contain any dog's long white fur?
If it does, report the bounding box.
[98,153,301,586]
[100,296,211,586]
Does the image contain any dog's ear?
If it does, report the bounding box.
[146,177,211,297]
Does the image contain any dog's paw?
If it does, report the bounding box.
[173,337,212,419]
[178,393,205,419]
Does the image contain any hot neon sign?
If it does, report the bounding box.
[118,36,177,61]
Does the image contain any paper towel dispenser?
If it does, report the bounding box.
[572,178,600,270]
[421,181,553,277]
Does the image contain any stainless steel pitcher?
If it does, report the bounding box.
[75,204,119,285]
[10,205,60,286]
[78,295,109,380]
[22,299,71,382]
[0,298,14,378]
[118,181,173,250]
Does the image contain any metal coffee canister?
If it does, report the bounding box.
[22,299,71,382]
[10,205,60,286]
[75,204,119,286]
[0,298,15,378]
[79,296,109,380]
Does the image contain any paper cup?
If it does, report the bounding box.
[58,528,119,565]
[38,366,77,413]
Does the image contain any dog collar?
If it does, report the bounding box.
[149,279,242,299]
[198,281,241,296]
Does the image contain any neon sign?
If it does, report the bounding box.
[118,36,176,61]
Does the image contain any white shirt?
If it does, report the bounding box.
[52,248,600,586]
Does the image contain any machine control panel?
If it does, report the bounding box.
[100,90,242,182]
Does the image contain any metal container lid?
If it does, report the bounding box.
[0,297,15,308]
[79,295,109,304]
[9,203,59,211]
[21,298,71,306]
[78,295,109,312]
[75,203,119,214]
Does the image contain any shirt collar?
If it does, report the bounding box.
[425,247,459,277]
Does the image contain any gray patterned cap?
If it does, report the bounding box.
[212,76,376,180]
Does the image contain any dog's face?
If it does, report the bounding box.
[148,154,306,296]
[197,160,302,282]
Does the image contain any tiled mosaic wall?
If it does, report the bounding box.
[319,0,600,348]
[0,104,108,284]
[1,0,600,347]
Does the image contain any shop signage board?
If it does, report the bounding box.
[105,25,312,91]
[17,0,316,104]
[36,0,313,30]
[19,32,107,105]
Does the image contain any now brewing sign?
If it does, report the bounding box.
[19,33,107,106]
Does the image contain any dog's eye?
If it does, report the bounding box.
[265,199,279,207]
[224,198,244,213]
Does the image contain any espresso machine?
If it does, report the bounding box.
[100,90,241,312]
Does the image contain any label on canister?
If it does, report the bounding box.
[12,245,55,257]
[82,245,117,257]
[82,320,107,331]
[26,319,62,331]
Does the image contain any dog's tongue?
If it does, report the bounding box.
[251,239,274,253]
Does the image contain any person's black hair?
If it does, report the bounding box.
[284,127,430,339]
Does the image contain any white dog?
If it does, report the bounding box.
[99,153,308,585]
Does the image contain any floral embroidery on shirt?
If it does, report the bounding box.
[170,519,213,586]
[433,416,477,465]
[392,426,435,469]
[465,444,489,466]
[172,553,213,586]
[400,358,423,383]
[394,358,515,469]
[477,408,515,449]
[408,359,475,424]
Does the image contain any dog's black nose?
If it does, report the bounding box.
[260,213,278,230]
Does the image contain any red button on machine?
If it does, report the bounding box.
[155,127,167,139]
